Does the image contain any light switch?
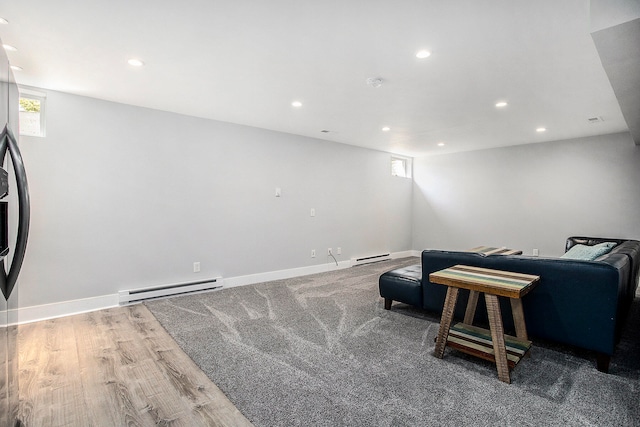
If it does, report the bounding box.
[310,208,315,217]
[275,187,281,197]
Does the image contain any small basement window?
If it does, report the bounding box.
[19,88,46,137]
[391,156,411,178]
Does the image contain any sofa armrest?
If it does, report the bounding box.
[608,241,640,295]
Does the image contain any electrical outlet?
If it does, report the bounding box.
[328,248,332,255]
[193,262,201,272]
[532,248,539,257]
[311,249,316,258]
[337,247,341,255]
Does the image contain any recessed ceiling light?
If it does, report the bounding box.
[366,77,383,88]
[0,18,8,25]
[291,101,302,108]
[536,127,547,133]
[127,58,145,67]
[382,126,391,132]
[9,65,22,71]
[416,50,431,59]
[437,142,445,147]
[495,101,508,108]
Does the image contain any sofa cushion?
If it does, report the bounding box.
[379,264,423,307]
[561,242,617,260]
[565,236,626,252]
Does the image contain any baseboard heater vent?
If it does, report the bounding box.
[350,253,391,267]
[119,277,223,305]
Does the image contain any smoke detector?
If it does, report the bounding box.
[366,77,383,88]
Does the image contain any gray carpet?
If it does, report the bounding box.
[145,258,640,426]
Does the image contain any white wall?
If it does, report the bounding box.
[18,89,413,310]
[21,90,639,316]
[590,0,640,32]
[412,132,640,257]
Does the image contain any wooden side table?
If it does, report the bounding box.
[429,265,539,383]
[466,247,524,331]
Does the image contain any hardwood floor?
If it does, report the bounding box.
[17,304,253,427]
[1,324,19,425]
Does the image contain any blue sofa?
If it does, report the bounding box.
[379,237,640,372]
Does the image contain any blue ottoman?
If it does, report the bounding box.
[379,264,423,310]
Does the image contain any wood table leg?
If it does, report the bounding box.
[509,298,528,340]
[434,287,459,359]
[485,294,510,384]
[464,290,479,324]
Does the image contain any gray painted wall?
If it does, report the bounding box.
[590,0,640,32]
[18,89,413,308]
[412,132,640,257]
[18,89,640,309]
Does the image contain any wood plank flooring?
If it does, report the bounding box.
[1,324,19,425]
[17,304,253,427]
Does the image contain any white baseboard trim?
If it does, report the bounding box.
[223,259,352,288]
[13,250,419,324]
[12,294,119,325]
[392,250,421,259]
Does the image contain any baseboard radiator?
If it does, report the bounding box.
[118,277,223,305]
[350,253,391,267]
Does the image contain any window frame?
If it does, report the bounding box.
[391,155,412,179]
[18,87,47,137]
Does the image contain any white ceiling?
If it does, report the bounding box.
[0,0,631,156]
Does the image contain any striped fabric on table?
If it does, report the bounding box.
[429,265,539,298]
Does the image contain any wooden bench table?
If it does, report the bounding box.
[468,246,523,256]
[429,265,539,383]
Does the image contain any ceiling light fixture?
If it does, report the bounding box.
[536,127,547,133]
[10,65,22,71]
[0,18,8,25]
[291,101,302,108]
[437,142,445,147]
[495,101,508,108]
[416,50,431,59]
[382,126,390,132]
[366,77,383,88]
[127,58,145,67]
